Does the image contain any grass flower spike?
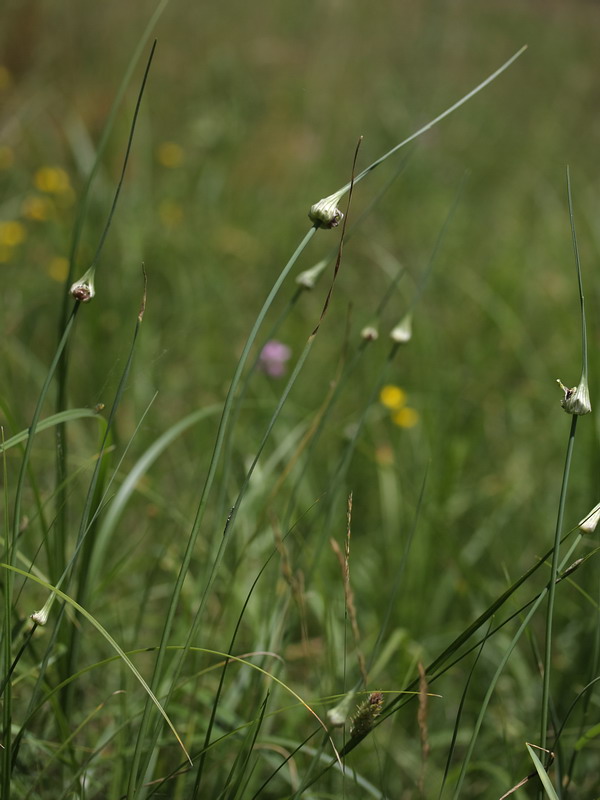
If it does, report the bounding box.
[350,691,384,737]
[70,266,96,302]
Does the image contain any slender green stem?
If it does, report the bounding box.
[1,429,12,800]
[335,46,527,197]
[540,415,578,751]
[2,304,78,792]
[566,168,588,384]
[55,2,169,582]
[128,225,317,798]
[12,307,79,552]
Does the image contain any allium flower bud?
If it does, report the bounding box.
[31,593,56,626]
[579,501,600,534]
[31,606,49,626]
[308,191,344,229]
[390,313,412,344]
[557,377,591,415]
[326,691,354,728]
[360,325,379,342]
[70,266,96,303]
[296,258,328,290]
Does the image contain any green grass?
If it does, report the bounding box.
[1,1,600,797]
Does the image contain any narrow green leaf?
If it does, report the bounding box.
[0,563,191,765]
[574,722,600,751]
[0,408,103,453]
[526,743,559,799]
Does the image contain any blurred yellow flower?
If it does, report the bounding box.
[379,383,420,428]
[0,145,14,170]
[34,166,71,194]
[392,407,419,429]
[47,257,69,282]
[0,65,11,91]
[379,384,406,410]
[22,194,53,221]
[159,199,184,228]
[0,220,26,247]
[156,141,184,168]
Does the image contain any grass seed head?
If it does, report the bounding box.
[350,691,384,737]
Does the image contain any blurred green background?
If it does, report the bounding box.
[2,0,600,795]
[2,0,599,573]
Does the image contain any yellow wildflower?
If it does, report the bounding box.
[392,407,419,429]
[0,220,26,247]
[47,257,69,282]
[379,385,406,411]
[34,166,71,194]
[156,142,184,168]
[22,194,53,221]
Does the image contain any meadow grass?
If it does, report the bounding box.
[1,1,600,797]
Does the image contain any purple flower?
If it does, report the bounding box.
[259,340,292,378]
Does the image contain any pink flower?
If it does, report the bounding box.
[259,340,292,378]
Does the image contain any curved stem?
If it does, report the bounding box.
[540,415,578,752]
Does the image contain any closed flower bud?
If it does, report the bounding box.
[390,313,412,344]
[31,606,49,626]
[70,266,96,303]
[579,501,600,534]
[31,593,56,626]
[296,258,328,290]
[360,324,379,342]
[327,691,354,728]
[557,378,591,415]
[308,191,344,229]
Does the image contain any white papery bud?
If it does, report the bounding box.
[557,377,591,415]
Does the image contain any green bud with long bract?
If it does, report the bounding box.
[296,258,328,290]
[326,691,355,728]
[557,377,591,415]
[70,266,96,303]
[390,312,412,344]
[579,501,600,534]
